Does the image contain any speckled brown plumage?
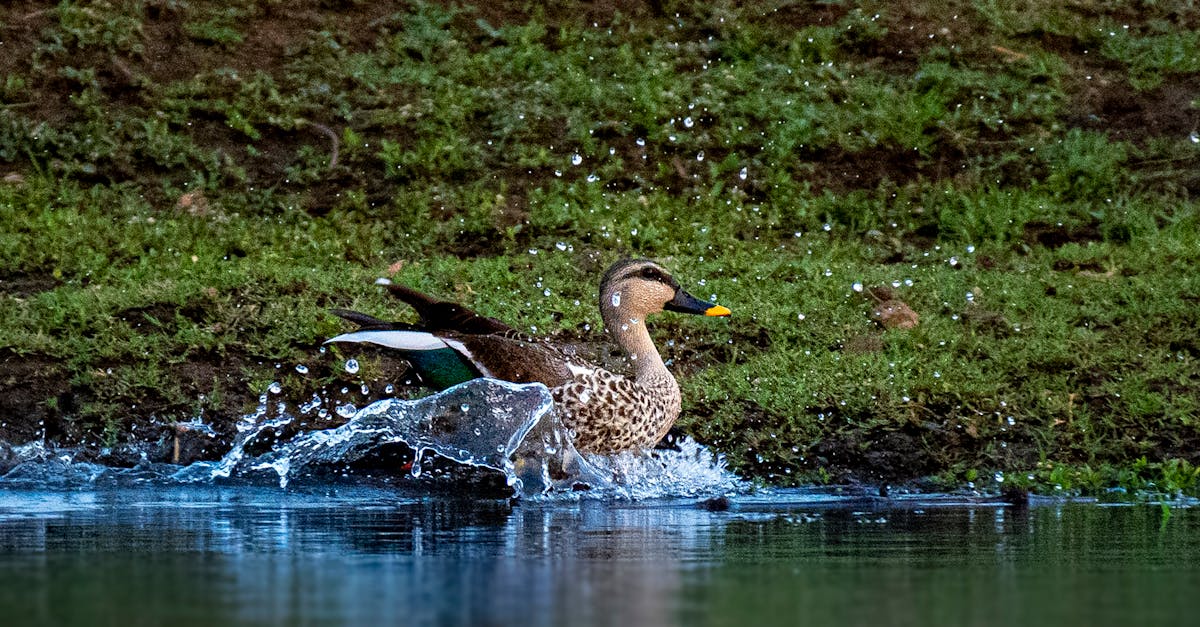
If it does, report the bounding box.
[327,259,730,453]
[551,368,680,453]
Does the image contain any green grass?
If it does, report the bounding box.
[1,0,1198,494]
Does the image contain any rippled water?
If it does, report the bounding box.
[1,485,1197,626]
[2,381,1198,625]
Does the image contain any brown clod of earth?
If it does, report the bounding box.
[176,191,210,216]
[865,286,919,329]
[873,299,920,330]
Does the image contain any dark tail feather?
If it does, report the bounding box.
[385,284,443,313]
[329,309,418,331]
[385,284,515,335]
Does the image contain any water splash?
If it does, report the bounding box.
[2,379,741,499]
[575,439,742,500]
[173,378,740,499]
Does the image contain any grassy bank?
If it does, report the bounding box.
[2,0,1198,495]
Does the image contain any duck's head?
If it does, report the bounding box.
[599,259,731,327]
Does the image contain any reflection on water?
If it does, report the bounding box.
[1,486,1197,626]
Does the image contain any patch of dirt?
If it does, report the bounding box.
[801,145,930,193]
[139,1,404,82]
[0,346,272,466]
[0,351,70,444]
[476,0,666,28]
[804,423,941,483]
[751,1,848,29]
[1022,220,1103,249]
[1065,69,1200,145]
[1017,21,1200,147]
[0,3,54,74]
[0,271,60,297]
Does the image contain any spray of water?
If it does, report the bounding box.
[174,378,742,499]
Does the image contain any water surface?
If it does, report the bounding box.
[2,485,1196,626]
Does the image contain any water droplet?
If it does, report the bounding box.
[822,223,832,232]
[295,364,309,375]
[571,153,583,165]
[384,384,395,394]
[586,173,599,182]
[335,403,356,418]
[797,313,806,321]
[268,381,282,394]
[696,150,705,161]
[738,167,748,180]
[460,403,470,412]
[1190,132,1199,144]
[555,241,567,251]
[344,359,360,375]
[636,137,646,146]
[611,292,621,307]
[852,282,863,293]
[683,116,694,128]
[361,383,369,395]
[543,288,551,297]
[965,291,975,302]
[966,245,976,253]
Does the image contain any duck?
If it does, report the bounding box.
[325,258,731,453]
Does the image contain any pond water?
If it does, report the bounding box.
[1,484,1197,627]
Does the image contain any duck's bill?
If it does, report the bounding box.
[665,289,731,317]
[705,304,732,317]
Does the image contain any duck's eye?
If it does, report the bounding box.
[639,267,663,282]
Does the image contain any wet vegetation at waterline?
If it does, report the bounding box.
[1,0,1198,496]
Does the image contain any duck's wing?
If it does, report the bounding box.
[326,321,575,390]
[441,333,575,388]
[324,327,482,390]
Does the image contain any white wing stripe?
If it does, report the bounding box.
[441,338,493,377]
[324,330,449,351]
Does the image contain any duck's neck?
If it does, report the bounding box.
[602,307,669,381]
